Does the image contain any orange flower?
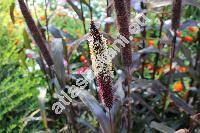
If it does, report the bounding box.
[145,64,154,72]
[8,24,14,33]
[76,29,81,33]
[132,38,140,43]
[177,31,182,37]
[188,26,198,33]
[16,19,24,25]
[178,66,187,72]
[76,29,82,37]
[148,40,154,46]
[157,67,164,74]
[173,81,183,92]
[57,12,66,17]
[40,16,46,21]
[14,39,20,45]
[63,29,68,33]
[80,55,86,62]
[184,36,193,42]
[15,11,20,16]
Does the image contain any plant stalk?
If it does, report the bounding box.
[44,0,50,42]
[141,1,146,79]
[152,8,165,79]
[113,0,132,132]
[163,0,182,112]
[18,0,54,67]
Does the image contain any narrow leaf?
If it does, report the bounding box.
[78,90,111,133]
[170,93,194,115]
[48,25,62,38]
[132,93,160,119]
[150,121,175,133]
[10,2,15,24]
[50,39,66,88]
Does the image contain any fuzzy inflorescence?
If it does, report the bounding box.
[172,0,182,30]
[113,0,132,67]
[88,21,113,109]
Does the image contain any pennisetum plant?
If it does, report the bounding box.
[125,0,131,18]
[170,0,182,71]
[163,0,182,111]
[152,7,165,79]
[18,0,79,131]
[140,1,147,78]
[88,20,114,132]
[194,30,200,88]
[169,0,182,81]
[113,0,132,132]
[113,0,132,67]
[171,0,182,31]
[18,0,54,67]
[88,21,114,109]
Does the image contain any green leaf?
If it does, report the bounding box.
[23,29,31,49]
[9,2,15,24]
[18,50,27,68]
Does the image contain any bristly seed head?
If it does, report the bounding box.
[88,21,113,109]
[172,0,182,30]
